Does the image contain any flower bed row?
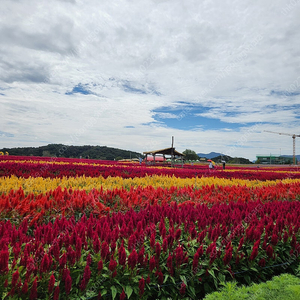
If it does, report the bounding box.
[1,200,300,299]
[1,180,300,224]
[1,156,300,181]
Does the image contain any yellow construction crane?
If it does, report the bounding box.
[264,130,300,165]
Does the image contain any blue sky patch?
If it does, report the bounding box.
[152,105,257,130]
[270,90,300,97]
[66,83,93,95]
[0,131,14,137]
[124,125,135,128]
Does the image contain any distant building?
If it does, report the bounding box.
[256,155,296,164]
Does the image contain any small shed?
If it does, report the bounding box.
[143,147,185,167]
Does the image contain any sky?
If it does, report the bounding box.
[0,0,300,161]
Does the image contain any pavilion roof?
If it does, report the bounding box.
[143,147,184,157]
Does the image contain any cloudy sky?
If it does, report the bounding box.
[0,0,299,160]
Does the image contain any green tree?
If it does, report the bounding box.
[183,149,199,161]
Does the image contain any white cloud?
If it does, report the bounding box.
[0,0,300,161]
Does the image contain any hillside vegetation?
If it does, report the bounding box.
[0,144,142,160]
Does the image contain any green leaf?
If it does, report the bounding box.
[188,286,196,297]
[179,275,187,285]
[208,269,216,279]
[244,275,251,285]
[111,286,117,300]
[76,274,81,285]
[218,273,226,283]
[125,286,133,298]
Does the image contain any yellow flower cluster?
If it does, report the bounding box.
[1,175,300,195]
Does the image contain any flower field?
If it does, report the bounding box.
[1,156,300,299]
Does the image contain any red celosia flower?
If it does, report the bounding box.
[109,258,117,272]
[149,256,156,271]
[53,286,60,300]
[59,253,67,269]
[93,236,101,253]
[146,274,151,284]
[101,241,110,261]
[0,246,9,273]
[40,254,50,273]
[52,243,60,262]
[111,242,116,253]
[11,269,19,288]
[48,274,55,294]
[22,280,28,294]
[80,265,91,291]
[97,291,102,300]
[157,271,164,285]
[155,242,161,259]
[249,240,260,261]
[65,269,72,295]
[138,246,145,265]
[150,233,155,249]
[120,289,126,300]
[223,246,233,266]
[98,260,103,272]
[87,253,92,266]
[179,282,186,295]
[128,249,138,270]
[128,234,137,251]
[162,238,168,252]
[271,233,278,246]
[266,245,274,259]
[283,231,288,243]
[175,246,184,267]
[192,253,199,273]
[175,228,181,240]
[237,237,244,251]
[258,258,266,267]
[30,277,38,300]
[118,244,127,266]
[197,245,204,257]
[139,277,145,296]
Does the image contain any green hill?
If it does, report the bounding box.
[0,144,142,161]
[211,155,253,164]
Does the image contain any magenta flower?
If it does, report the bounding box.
[29,277,37,300]
[48,274,55,294]
[120,289,126,300]
[128,249,138,270]
[155,242,161,259]
[109,258,117,272]
[139,277,145,296]
[98,260,103,272]
[118,244,127,266]
[11,269,19,288]
[53,286,60,300]
[149,256,156,272]
[65,269,72,295]
[179,282,186,295]
[80,265,91,291]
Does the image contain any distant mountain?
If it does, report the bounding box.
[0,144,142,161]
[197,152,253,164]
[197,152,222,159]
